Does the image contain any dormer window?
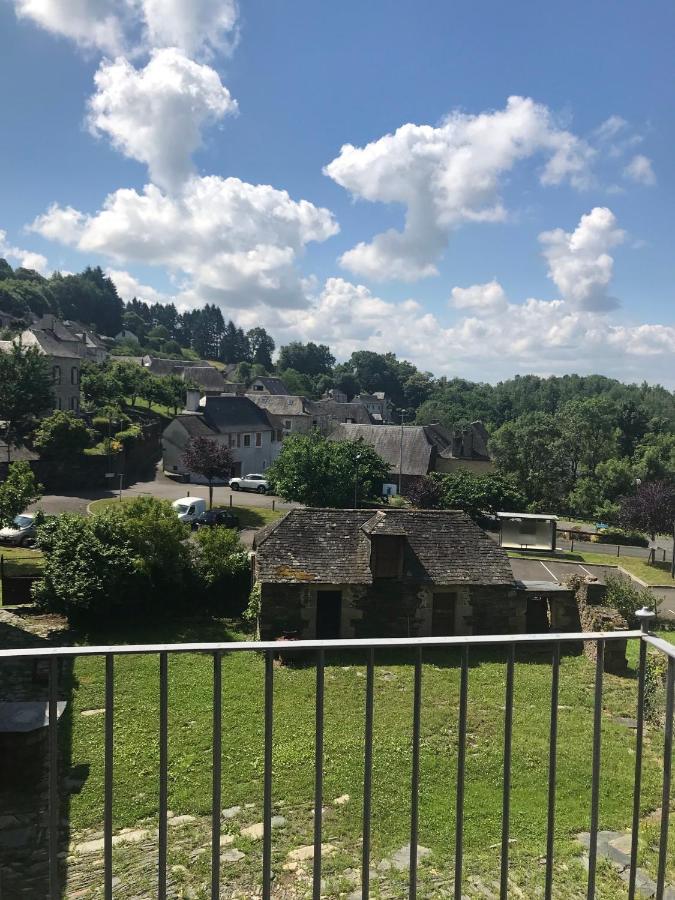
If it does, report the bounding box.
[370,535,404,579]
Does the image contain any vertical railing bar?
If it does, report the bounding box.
[362,648,375,900]
[587,639,605,900]
[454,645,469,899]
[656,657,674,899]
[628,638,647,900]
[104,654,114,900]
[500,644,515,900]
[48,656,59,900]
[312,648,325,900]
[544,641,560,900]
[211,651,222,900]
[262,650,274,900]
[158,651,168,900]
[409,647,423,899]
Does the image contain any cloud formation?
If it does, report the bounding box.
[106,269,170,304]
[623,154,656,186]
[0,229,49,274]
[31,176,339,309]
[539,207,625,311]
[324,96,595,282]
[12,0,239,58]
[88,49,237,191]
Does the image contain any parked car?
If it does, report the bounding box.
[0,513,37,546]
[171,497,207,525]
[193,508,240,530]
[229,473,269,494]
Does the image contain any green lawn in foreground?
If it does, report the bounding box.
[60,617,674,896]
[87,496,283,528]
[508,549,673,585]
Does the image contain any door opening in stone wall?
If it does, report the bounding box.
[316,591,342,639]
[526,595,551,632]
[432,591,457,636]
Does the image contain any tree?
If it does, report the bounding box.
[266,432,390,507]
[247,327,275,370]
[0,461,42,526]
[428,471,527,522]
[220,320,251,363]
[80,361,125,409]
[191,526,250,614]
[33,410,92,458]
[0,343,54,460]
[278,341,335,377]
[405,475,444,509]
[181,437,235,508]
[618,480,675,542]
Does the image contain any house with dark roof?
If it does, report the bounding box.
[246,393,313,436]
[328,421,493,492]
[161,395,281,481]
[248,376,291,396]
[252,508,522,640]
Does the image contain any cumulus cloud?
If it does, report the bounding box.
[0,229,49,274]
[107,269,170,304]
[12,0,239,58]
[88,49,237,191]
[450,280,508,315]
[30,176,339,309]
[539,207,625,312]
[324,96,594,282]
[623,154,656,186]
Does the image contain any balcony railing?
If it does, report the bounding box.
[1,618,674,900]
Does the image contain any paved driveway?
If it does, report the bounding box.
[510,557,618,584]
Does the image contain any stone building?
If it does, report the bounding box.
[253,508,523,640]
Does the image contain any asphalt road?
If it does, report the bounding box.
[27,465,299,517]
[510,557,619,584]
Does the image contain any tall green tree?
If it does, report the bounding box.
[0,461,42,525]
[247,327,275,370]
[278,341,335,377]
[0,343,53,460]
[33,410,93,458]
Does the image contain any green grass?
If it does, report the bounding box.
[58,617,674,896]
[87,496,284,528]
[0,545,44,605]
[508,548,674,584]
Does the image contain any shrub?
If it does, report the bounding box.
[592,528,649,547]
[191,526,250,615]
[114,424,142,448]
[603,574,654,627]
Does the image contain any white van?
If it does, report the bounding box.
[172,497,207,525]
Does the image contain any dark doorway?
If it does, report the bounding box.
[432,591,457,636]
[526,595,550,632]
[316,591,342,639]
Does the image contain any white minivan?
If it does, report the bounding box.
[171,497,207,525]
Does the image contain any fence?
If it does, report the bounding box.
[0,553,43,605]
[0,617,673,900]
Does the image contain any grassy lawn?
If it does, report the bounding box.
[0,545,44,605]
[56,617,674,897]
[508,548,674,585]
[87,496,284,529]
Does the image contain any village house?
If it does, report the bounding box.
[253,508,523,640]
[162,393,280,480]
[247,376,291,395]
[245,393,313,437]
[328,421,493,492]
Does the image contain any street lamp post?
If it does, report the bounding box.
[354,453,362,508]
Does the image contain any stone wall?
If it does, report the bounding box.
[566,576,629,674]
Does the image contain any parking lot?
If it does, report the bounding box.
[510,556,619,585]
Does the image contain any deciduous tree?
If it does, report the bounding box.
[181,437,234,508]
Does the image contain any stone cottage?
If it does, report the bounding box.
[252,508,523,640]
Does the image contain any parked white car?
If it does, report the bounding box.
[229,473,269,494]
[171,497,207,524]
[0,513,37,546]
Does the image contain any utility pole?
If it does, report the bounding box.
[398,410,405,496]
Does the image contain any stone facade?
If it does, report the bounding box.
[259,581,525,641]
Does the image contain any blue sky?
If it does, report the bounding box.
[1,0,673,383]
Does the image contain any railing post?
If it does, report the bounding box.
[312,649,325,900]
[628,633,648,900]
[587,639,605,900]
[454,645,469,899]
[409,647,423,899]
[262,650,274,900]
[48,657,59,900]
[104,655,114,900]
[500,644,515,900]
[362,648,375,900]
[544,641,560,900]
[656,658,674,899]
[158,652,168,900]
[211,651,222,900]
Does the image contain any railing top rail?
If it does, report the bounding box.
[642,633,675,660]
[0,629,643,659]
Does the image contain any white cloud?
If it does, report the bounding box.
[88,49,237,191]
[623,154,656,186]
[106,269,170,304]
[539,207,625,311]
[450,280,508,315]
[30,176,339,309]
[256,277,675,385]
[12,0,238,58]
[0,229,49,274]
[593,115,628,142]
[324,96,594,282]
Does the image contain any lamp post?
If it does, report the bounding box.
[398,410,406,496]
[354,453,362,508]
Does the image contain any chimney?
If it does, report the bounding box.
[185,389,201,413]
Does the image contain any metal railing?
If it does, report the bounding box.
[1,615,674,900]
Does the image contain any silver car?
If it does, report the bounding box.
[229,473,269,494]
[0,513,37,546]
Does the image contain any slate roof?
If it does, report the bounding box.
[309,399,374,425]
[182,366,226,392]
[328,423,445,475]
[247,394,311,417]
[201,395,276,431]
[254,508,514,586]
[248,376,291,395]
[172,415,217,438]
[20,328,83,360]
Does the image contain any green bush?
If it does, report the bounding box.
[603,573,654,627]
[114,424,142,448]
[592,528,649,547]
[191,526,250,615]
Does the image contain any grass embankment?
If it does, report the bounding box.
[0,545,44,605]
[61,618,675,896]
[87,496,284,529]
[508,549,673,585]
